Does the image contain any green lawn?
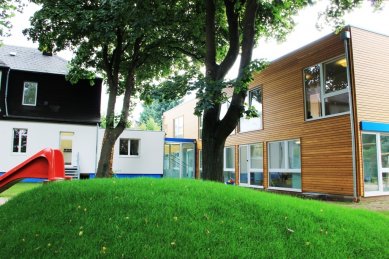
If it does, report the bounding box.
[0,183,41,198]
[0,178,388,258]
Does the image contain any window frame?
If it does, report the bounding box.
[22,81,38,106]
[198,114,203,140]
[239,86,263,133]
[119,138,140,157]
[12,128,28,154]
[362,131,389,196]
[304,55,350,121]
[268,139,301,192]
[224,146,236,183]
[223,146,235,171]
[174,116,184,138]
[239,143,264,188]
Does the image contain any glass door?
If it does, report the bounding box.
[239,145,248,184]
[182,143,195,178]
[60,132,74,166]
[380,134,389,192]
[362,133,389,195]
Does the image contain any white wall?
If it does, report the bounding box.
[0,121,98,173]
[0,121,165,176]
[97,129,165,175]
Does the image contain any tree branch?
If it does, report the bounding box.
[205,0,217,78]
[239,0,258,76]
[217,0,240,80]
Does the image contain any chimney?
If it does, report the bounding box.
[42,51,53,56]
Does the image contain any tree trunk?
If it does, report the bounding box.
[202,126,225,182]
[95,71,135,178]
[96,130,116,177]
[201,0,258,182]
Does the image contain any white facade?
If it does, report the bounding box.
[0,120,98,174]
[0,121,165,176]
[97,129,165,175]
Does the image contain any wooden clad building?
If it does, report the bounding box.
[162,26,389,198]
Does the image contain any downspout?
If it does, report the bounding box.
[342,29,358,201]
[4,68,11,116]
[94,123,99,175]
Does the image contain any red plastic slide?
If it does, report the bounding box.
[0,148,71,193]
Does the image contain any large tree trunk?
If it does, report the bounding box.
[96,130,116,177]
[201,0,258,182]
[96,71,135,178]
[202,131,225,182]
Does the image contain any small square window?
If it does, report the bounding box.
[119,138,140,156]
[13,128,28,153]
[22,82,38,106]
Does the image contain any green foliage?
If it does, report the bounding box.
[139,99,181,128]
[0,179,388,258]
[318,0,383,31]
[0,0,22,40]
[138,117,160,131]
[100,114,131,129]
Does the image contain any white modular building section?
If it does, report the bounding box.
[0,120,165,177]
[0,120,98,174]
[97,129,165,176]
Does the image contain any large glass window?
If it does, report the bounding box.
[304,56,349,120]
[22,81,38,106]
[163,142,195,179]
[224,146,235,183]
[239,143,263,187]
[240,87,263,132]
[174,116,184,138]
[268,139,301,190]
[13,128,28,153]
[119,139,140,156]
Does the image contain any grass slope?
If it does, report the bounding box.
[0,183,41,198]
[0,178,388,258]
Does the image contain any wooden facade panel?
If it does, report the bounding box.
[225,31,353,196]
[350,27,389,196]
[352,27,389,123]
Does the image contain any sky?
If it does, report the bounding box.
[2,0,389,123]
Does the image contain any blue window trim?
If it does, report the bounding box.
[165,138,196,143]
[360,121,389,133]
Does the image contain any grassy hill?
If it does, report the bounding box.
[0,178,388,258]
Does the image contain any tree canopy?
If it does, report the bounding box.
[24,0,203,177]
[146,0,383,182]
[139,99,182,129]
[0,0,22,40]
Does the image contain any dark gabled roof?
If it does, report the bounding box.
[0,59,7,67]
[0,45,68,75]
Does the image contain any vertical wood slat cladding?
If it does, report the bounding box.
[350,27,389,196]
[225,32,354,195]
